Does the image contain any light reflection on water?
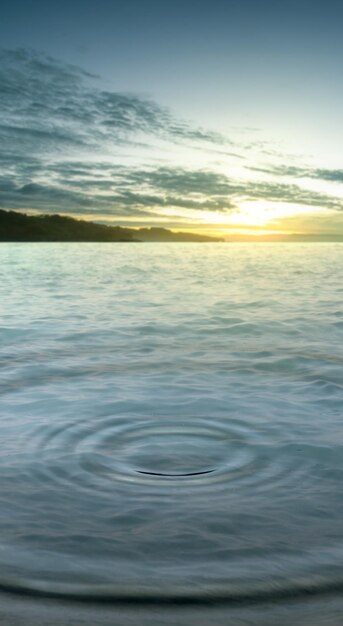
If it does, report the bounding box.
[0,242,343,623]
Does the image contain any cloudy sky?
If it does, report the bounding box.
[1,0,343,237]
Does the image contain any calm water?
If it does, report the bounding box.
[0,242,343,624]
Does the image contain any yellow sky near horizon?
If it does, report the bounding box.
[84,201,343,238]
[23,197,343,239]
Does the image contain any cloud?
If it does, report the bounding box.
[251,164,343,184]
[239,180,343,210]
[0,48,237,219]
[1,157,342,220]
[130,167,238,195]
[124,167,343,213]
[0,173,234,216]
[311,169,343,183]
[0,48,223,152]
[1,47,343,226]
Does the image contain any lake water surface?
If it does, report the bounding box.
[0,242,343,624]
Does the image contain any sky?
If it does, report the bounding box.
[1,0,343,238]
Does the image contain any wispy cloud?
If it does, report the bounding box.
[251,164,343,184]
[0,48,343,230]
[0,48,222,149]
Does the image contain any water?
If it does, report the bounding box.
[0,242,342,624]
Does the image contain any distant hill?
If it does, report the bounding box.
[0,210,138,242]
[0,209,223,242]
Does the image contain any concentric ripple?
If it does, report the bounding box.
[0,414,341,602]
[33,417,272,490]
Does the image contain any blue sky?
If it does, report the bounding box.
[1,0,343,236]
